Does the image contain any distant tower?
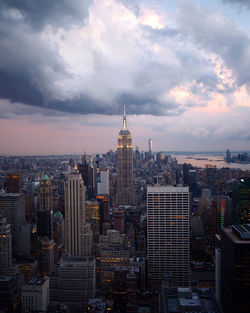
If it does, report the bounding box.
[148,138,152,157]
[64,164,86,256]
[39,174,53,211]
[6,173,21,193]
[117,105,133,205]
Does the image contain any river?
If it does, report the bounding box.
[173,154,250,170]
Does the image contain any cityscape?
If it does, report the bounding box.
[0,0,250,313]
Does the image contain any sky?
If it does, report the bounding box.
[0,0,250,155]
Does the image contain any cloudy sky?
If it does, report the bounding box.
[0,0,250,155]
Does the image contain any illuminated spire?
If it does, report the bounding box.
[122,104,127,130]
[74,163,78,170]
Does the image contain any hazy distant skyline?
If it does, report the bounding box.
[0,0,249,155]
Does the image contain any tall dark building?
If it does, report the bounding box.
[78,156,95,199]
[39,174,53,211]
[117,106,133,205]
[6,174,21,193]
[206,165,216,194]
[0,193,25,255]
[37,175,53,239]
[221,225,250,313]
[233,178,250,224]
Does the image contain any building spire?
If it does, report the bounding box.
[122,104,127,130]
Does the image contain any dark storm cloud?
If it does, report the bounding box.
[0,0,92,30]
[0,0,249,119]
[177,1,250,87]
[223,0,250,9]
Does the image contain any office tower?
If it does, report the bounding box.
[215,247,221,303]
[53,211,64,245]
[85,201,100,243]
[6,174,21,193]
[81,223,93,256]
[112,266,140,313]
[0,193,25,255]
[117,106,134,205]
[40,239,56,275]
[148,138,152,157]
[38,175,53,240]
[130,256,146,289]
[22,277,49,313]
[113,208,125,234]
[221,225,250,313]
[147,185,190,288]
[64,165,86,256]
[96,195,110,229]
[161,287,223,313]
[97,169,109,195]
[212,196,232,237]
[233,177,250,224]
[226,149,231,162]
[0,216,12,273]
[17,255,39,282]
[50,255,96,313]
[18,223,33,255]
[98,247,130,290]
[39,174,53,211]
[37,210,53,239]
[206,165,217,194]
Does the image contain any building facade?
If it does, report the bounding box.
[22,277,49,313]
[6,174,21,194]
[0,193,25,255]
[147,185,190,288]
[50,256,96,313]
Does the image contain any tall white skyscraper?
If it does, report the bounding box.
[97,169,109,195]
[147,185,190,288]
[64,165,86,256]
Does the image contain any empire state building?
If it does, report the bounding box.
[117,107,134,205]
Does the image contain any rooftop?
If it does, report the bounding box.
[0,193,22,197]
[162,287,223,313]
[223,226,250,244]
[232,224,250,240]
[26,277,48,286]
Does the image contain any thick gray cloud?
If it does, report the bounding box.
[0,0,92,30]
[177,1,250,87]
[0,0,249,117]
[223,0,250,9]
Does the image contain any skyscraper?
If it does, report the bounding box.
[64,165,86,256]
[6,174,21,193]
[37,175,53,239]
[117,106,133,205]
[148,138,152,157]
[0,193,25,255]
[147,185,190,288]
[39,174,53,211]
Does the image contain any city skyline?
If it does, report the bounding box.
[0,0,250,155]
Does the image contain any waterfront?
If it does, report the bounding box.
[174,154,250,170]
